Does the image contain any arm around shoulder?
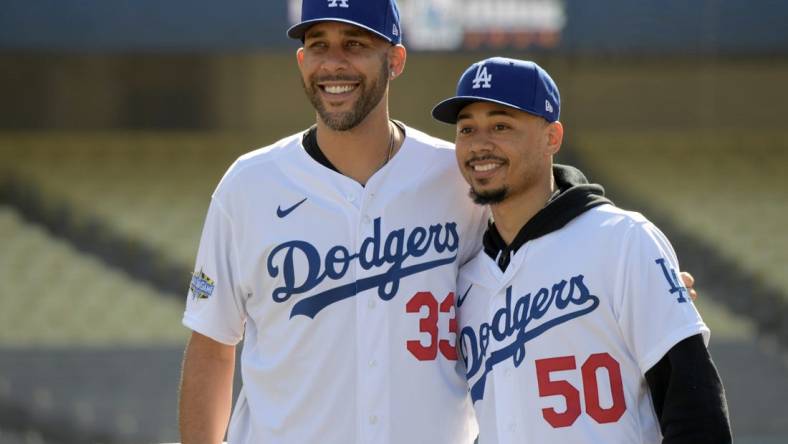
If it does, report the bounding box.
[179,331,237,444]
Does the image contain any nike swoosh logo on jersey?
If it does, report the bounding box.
[457,284,473,307]
[277,198,308,218]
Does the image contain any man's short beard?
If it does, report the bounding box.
[470,187,508,205]
[302,58,389,131]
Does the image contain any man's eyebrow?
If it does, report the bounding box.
[487,109,515,117]
[304,29,325,39]
[341,28,372,38]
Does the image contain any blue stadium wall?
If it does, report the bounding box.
[1,0,787,53]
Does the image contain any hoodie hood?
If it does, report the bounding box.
[483,164,612,271]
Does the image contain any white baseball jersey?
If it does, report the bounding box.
[183,125,487,443]
[457,204,709,444]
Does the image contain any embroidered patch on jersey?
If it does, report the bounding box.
[190,269,216,300]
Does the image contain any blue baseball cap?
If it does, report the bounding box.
[288,0,402,45]
[432,57,560,124]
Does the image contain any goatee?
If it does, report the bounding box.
[470,187,508,205]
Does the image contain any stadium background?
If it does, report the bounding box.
[1,0,787,442]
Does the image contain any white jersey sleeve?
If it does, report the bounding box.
[613,217,710,373]
[459,205,489,266]
[182,195,247,345]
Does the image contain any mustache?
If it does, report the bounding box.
[465,154,506,165]
[312,75,362,83]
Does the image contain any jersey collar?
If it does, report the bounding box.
[483,164,612,271]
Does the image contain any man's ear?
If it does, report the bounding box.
[388,44,407,79]
[296,47,305,68]
[545,121,564,156]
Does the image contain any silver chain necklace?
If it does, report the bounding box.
[377,121,398,171]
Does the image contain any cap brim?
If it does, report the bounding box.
[287,18,394,43]
[431,96,533,124]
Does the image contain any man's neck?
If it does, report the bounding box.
[490,169,556,245]
[315,104,401,185]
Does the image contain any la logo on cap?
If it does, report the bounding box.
[472,64,493,89]
[328,0,349,8]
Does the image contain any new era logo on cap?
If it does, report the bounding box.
[431,57,561,124]
[288,0,402,45]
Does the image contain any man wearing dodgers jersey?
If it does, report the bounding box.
[432,58,731,443]
[178,0,487,442]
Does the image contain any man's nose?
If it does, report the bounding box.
[319,47,351,74]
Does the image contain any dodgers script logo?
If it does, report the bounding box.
[460,274,599,402]
[267,217,459,319]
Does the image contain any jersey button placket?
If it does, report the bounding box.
[490,286,518,444]
[355,192,389,444]
[500,247,528,444]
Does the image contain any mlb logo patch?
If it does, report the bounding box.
[190,269,216,300]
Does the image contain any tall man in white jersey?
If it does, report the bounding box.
[432,58,731,443]
[178,0,487,442]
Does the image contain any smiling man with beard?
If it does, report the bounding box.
[177,1,487,443]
